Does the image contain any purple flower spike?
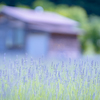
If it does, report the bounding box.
[94,62,96,66]
[21,58,24,66]
[2,83,4,91]
[58,71,60,78]
[19,67,21,77]
[74,68,77,79]
[62,61,64,68]
[7,75,9,82]
[28,67,31,79]
[91,60,93,67]
[45,70,49,79]
[23,76,27,84]
[3,53,6,63]
[92,93,95,100]
[69,58,71,65]
[0,70,2,78]
[30,57,34,66]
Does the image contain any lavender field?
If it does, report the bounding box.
[0,54,100,100]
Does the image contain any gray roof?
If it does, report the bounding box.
[0,6,83,34]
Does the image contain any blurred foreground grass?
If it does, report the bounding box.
[0,55,100,100]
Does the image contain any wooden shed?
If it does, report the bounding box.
[0,6,83,58]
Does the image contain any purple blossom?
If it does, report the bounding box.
[92,93,95,100]
[74,68,77,79]
[94,61,96,66]
[58,71,60,78]
[28,67,32,79]
[95,67,97,74]
[19,67,21,77]
[23,76,27,83]
[91,60,94,66]
[45,70,49,79]
[62,61,64,67]
[69,58,71,65]
[0,54,100,99]
[0,70,2,78]
[30,57,34,66]
[21,58,24,66]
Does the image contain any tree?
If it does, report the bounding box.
[32,0,56,11]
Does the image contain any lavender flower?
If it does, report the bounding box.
[23,76,27,84]
[92,93,95,100]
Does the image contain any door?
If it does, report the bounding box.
[0,26,6,51]
[26,32,49,57]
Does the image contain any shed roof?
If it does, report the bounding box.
[0,6,83,34]
[28,23,82,35]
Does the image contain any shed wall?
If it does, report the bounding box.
[48,33,81,58]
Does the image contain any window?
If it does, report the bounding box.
[6,28,14,48]
[6,27,24,49]
[14,28,24,48]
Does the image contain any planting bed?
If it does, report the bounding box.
[0,54,100,100]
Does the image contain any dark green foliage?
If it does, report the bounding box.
[1,0,100,16]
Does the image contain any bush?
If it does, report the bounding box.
[32,0,56,11]
[16,3,30,9]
